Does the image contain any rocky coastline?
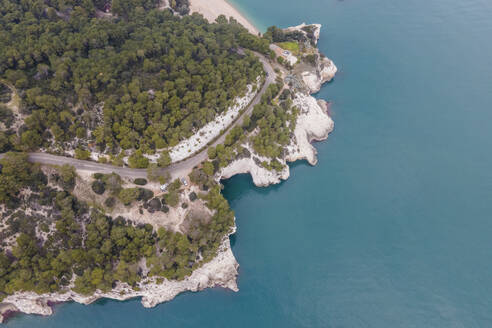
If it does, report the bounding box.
[218,92,334,187]
[0,24,336,323]
[219,24,336,187]
[0,228,238,322]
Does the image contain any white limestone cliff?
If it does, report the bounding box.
[0,229,238,322]
[0,23,337,324]
[218,92,334,187]
[218,23,336,187]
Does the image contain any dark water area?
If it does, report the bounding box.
[7,0,492,326]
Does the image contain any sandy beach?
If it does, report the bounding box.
[189,0,260,35]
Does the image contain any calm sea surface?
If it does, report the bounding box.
[7,0,492,326]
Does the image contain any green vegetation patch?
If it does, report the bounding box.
[134,178,148,186]
[276,41,300,55]
[0,83,11,103]
[265,25,318,46]
[169,0,190,15]
[91,180,106,195]
[0,104,14,128]
[0,0,271,156]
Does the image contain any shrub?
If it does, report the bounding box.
[91,180,106,195]
[128,150,149,168]
[104,197,116,208]
[138,188,154,202]
[102,173,122,195]
[202,161,214,176]
[93,173,104,180]
[157,151,171,168]
[163,191,179,207]
[189,167,211,189]
[0,105,14,128]
[0,84,12,103]
[168,179,182,192]
[303,54,317,65]
[40,223,50,233]
[56,164,77,191]
[134,178,147,186]
[118,188,140,205]
[189,192,197,202]
[148,198,161,211]
[279,89,291,101]
[75,148,91,160]
[207,146,216,159]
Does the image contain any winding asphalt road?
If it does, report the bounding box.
[0,54,275,180]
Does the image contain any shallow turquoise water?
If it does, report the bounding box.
[7,0,492,326]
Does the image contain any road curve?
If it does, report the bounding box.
[166,53,275,178]
[0,54,276,180]
[25,153,149,178]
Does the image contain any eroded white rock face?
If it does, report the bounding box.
[319,57,338,84]
[285,23,322,45]
[287,95,334,165]
[219,157,290,187]
[1,230,238,319]
[219,93,334,187]
[302,57,337,94]
[302,71,320,93]
[219,24,336,187]
[287,23,337,93]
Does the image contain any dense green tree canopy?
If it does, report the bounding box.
[0,152,236,299]
[0,0,269,155]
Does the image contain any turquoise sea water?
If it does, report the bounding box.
[7,0,492,326]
